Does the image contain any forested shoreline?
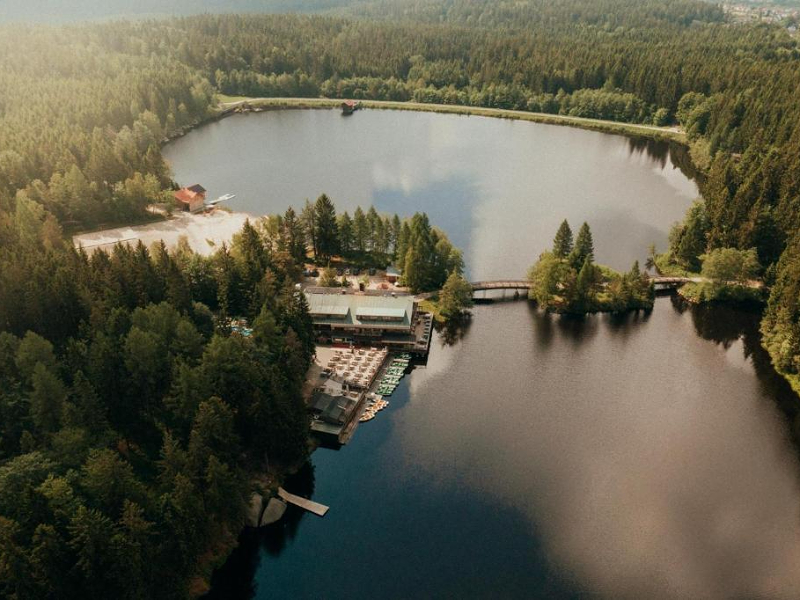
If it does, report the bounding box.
[5,1,800,596]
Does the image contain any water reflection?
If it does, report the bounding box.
[625,137,698,181]
[685,298,800,444]
[164,110,699,275]
[206,463,317,599]
[435,314,473,347]
[172,111,800,599]
[396,300,800,599]
[206,296,800,600]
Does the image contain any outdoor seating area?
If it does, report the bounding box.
[325,347,388,389]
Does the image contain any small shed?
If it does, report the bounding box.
[174,184,206,212]
[386,266,401,284]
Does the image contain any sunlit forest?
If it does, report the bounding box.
[4,0,800,596]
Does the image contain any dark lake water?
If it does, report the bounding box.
[164,110,800,599]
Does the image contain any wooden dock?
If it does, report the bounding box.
[277,487,329,517]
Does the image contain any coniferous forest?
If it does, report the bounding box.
[5,0,800,596]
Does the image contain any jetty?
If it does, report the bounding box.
[277,487,329,517]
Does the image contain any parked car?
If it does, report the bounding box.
[352,267,361,276]
[311,269,319,277]
[368,268,376,276]
[344,268,351,275]
[336,268,344,276]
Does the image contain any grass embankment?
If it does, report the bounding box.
[679,281,765,306]
[652,253,697,278]
[419,296,446,323]
[654,252,765,306]
[215,96,686,143]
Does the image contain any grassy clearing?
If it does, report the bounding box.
[216,93,256,104]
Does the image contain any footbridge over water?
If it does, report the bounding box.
[470,280,532,293]
[468,276,699,298]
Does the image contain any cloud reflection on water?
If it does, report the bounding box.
[404,301,800,599]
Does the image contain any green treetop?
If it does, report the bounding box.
[438,272,474,319]
[552,219,574,258]
[569,222,594,269]
[314,194,339,261]
[701,247,760,284]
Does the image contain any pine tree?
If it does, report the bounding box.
[390,214,402,257]
[396,221,411,265]
[552,219,573,258]
[282,207,307,265]
[570,222,594,269]
[628,259,641,280]
[314,194,338,261]
[575,256,595,308]
[353,207,368,253]
[366,206,381,251]
[403,247,421,292]
[30,364,67,434]
[300,200,317,259]
[337,211,354,256]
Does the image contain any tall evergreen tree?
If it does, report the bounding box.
[314,194,338,261]
[390,214,402,257]
[552,219,574,258]
[337,211,354,256]
[353,207,368,254]
[570,222,594,269]
[300,200,317,259]
[282,207,307,266]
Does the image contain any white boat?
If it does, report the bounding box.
[206,193,236,206]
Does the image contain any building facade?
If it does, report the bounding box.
[305,290,430,353]
[174,184,206,212]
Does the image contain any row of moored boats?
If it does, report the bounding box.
[376,354,411,396]
[359,354,413,423]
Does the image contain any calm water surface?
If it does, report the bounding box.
[164,109,697,275]
[165,110,800,599]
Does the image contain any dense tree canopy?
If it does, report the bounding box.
[0,220,313,597]
[5,0,800,594]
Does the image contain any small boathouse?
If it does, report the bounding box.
[174,184,207,212]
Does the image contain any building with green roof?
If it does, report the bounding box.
[305,290,430,353]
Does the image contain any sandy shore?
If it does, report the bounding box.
[72,210,253,256]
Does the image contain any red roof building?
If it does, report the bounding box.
[174,184,206,212]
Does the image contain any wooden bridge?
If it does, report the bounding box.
[470,280,532,292]
[468,276,699,296]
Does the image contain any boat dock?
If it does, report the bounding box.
[277,487,329,517]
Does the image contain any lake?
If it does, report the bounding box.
[164,109,800,599]
[164,109,697,276]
